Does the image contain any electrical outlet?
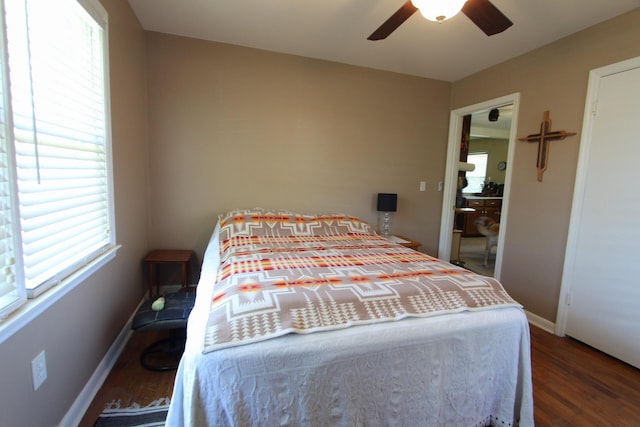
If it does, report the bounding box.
[419,181,426,192]
[31,350,47,390]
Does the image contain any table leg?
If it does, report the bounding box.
[181,262,187,290]
[148,263,157,298]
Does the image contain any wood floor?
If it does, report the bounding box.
[78,330,177,427]
[79,325,640,426]
[529,326,640,426]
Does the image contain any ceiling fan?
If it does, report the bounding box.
[368,0,512,41]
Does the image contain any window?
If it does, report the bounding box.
[0,0,114,321]
[0,3,24,320]
[465,152,488,194]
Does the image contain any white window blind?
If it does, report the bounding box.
[0,0,114,306]
[0,0,25,321]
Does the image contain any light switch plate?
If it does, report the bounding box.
[32,350,47,390]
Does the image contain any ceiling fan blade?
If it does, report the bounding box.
[368,1,418,41]
[462,0,513,36]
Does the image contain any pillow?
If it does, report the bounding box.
[217,208,376,240]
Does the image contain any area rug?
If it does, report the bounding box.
[94,397,169,427]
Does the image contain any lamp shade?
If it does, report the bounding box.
[377,193,398,212]
[412,0,467,22]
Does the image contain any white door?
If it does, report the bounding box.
[560,58,640,368]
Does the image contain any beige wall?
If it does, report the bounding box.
[1,4,638,425]
[0,1,149,426]
[145,32,452,258]
[451,8,640,321]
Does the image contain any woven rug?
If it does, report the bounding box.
[94,398,169,427]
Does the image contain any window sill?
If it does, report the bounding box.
[0,245,121,345]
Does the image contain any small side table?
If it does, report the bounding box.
[394,236,422,251]
[144,249,194,297]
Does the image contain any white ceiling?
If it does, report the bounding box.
[127,0,639,82]
[471,105,512,139]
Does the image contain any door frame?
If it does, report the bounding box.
[556,56,640,336]
[437,93,520,280]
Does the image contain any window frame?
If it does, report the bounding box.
[0,0,119,344]
[464,152,489,194]
[0,0,25,322]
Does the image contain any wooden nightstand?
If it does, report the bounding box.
[144,249,194,297]
[390,235,422,251]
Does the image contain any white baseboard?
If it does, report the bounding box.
[525,309,556,334]
[58,298,145,427]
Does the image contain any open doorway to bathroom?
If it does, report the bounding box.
[456,106,512,276]
[438,94,519,280]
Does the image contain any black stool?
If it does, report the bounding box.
[131,291,196,371]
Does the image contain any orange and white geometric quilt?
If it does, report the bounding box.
[202,209,520,353]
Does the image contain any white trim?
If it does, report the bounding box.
[76,0,108,28]
[525,309,556,334]
[0,0,117,325]
[0,0,26,322]
[555,55,640,337]
[58,296,144,427]
[0,245,121,345]
[437,112,464,261]
[438,93,520,281]
[101,0,116,252]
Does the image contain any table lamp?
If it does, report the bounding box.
[377,193,397,237]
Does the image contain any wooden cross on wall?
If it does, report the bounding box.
[519,111,576,182]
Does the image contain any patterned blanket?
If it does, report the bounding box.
[203,209,520,353]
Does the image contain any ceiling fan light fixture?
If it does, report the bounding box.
[411,0,468,23]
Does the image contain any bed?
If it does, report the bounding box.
[166,208,534,426]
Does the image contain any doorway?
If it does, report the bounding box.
[556,57,640,368]
[438,93,520,279]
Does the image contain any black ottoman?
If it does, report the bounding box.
[131,291,196,371]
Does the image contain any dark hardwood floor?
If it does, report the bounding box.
[78,330,177,427]
[79,325,640,426]
[529,326,640,426]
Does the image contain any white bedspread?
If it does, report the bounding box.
[166,223,534,426]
